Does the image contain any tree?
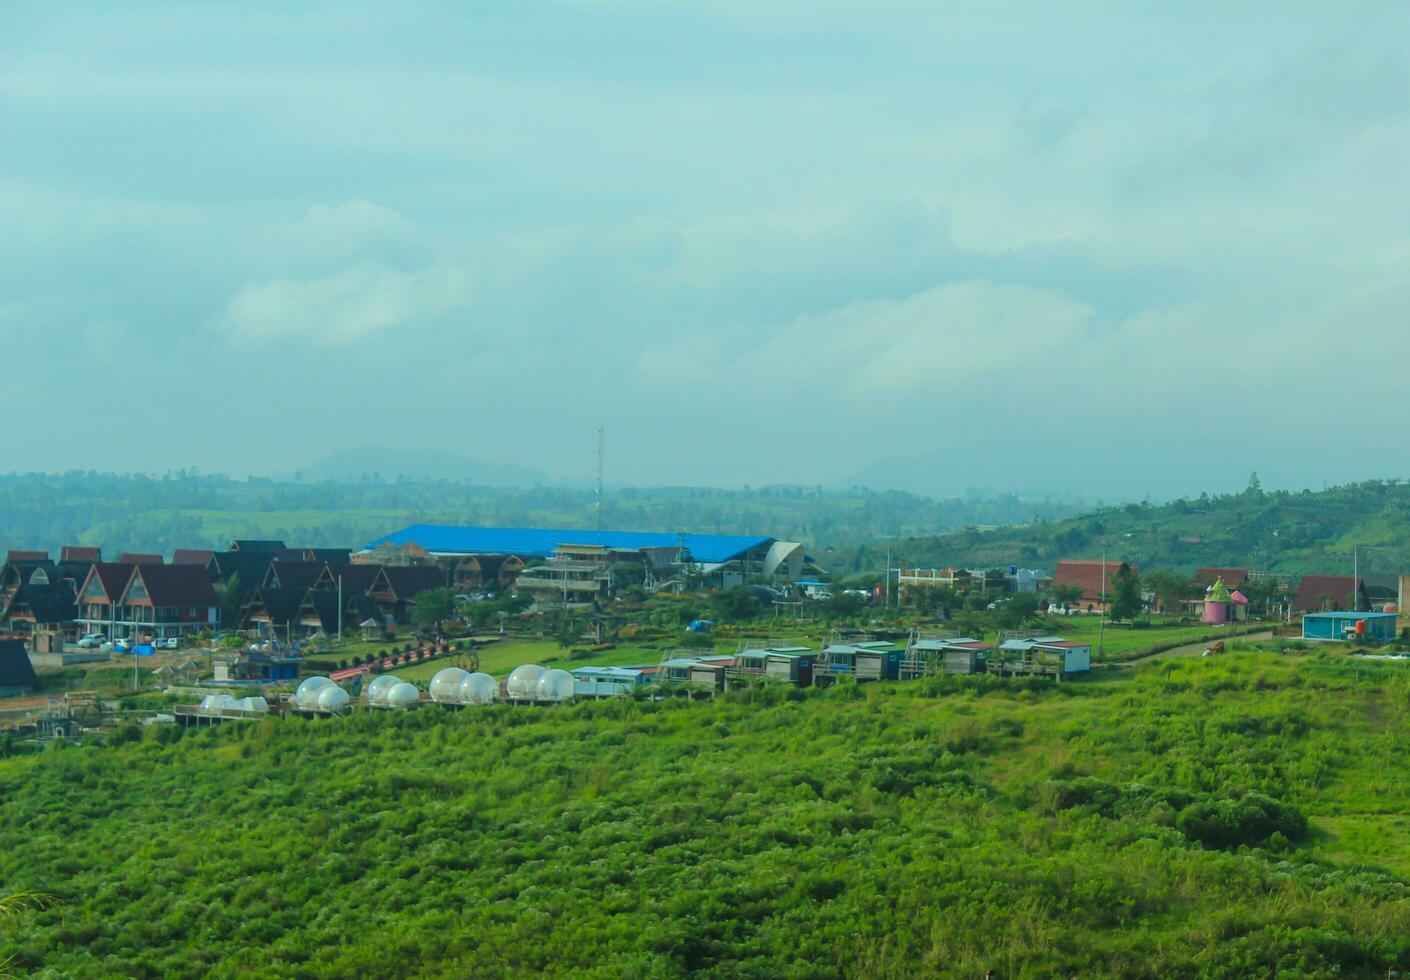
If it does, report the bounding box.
[410,587,456,633]
[708,586,762,623]
[1108,563,1143,621]
[1049,584,1084,610]
[214,572,244,629]
[1145,571,1195,616]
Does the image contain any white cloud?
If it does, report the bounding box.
[225,262,472,346]
[640,280,1094,399]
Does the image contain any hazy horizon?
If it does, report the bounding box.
[5,3,1408,499]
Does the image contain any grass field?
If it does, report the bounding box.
[5,649,1410,975]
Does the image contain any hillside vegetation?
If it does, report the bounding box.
[829,478,1410,578]
[0,472,1086,557]
[4,650,1410,977]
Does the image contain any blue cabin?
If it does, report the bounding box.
[1302,611,1398,644]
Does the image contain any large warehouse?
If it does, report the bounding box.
[361,524,807,591]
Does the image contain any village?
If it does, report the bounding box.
[0,522,1401,738]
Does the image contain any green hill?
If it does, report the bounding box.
[825,478,1410,578]
[4,650,1410,976]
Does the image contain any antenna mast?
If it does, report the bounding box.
[596,424,605,538]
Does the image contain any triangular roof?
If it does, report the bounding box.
[172,548,215,565]
[79,562,139,602]
[264,560,327,592]
[375,565,446,600]
[126,564,218,607]
[316,563,383,594]
[3,581,78,625]
[245,587,308,627]
[0,640,36,689]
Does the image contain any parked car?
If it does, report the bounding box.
[77,633,105,649]
[161,637,180,650]
[111,639,131,653]
[810,591,834,601]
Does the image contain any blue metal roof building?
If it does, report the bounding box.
[363,524,776,565]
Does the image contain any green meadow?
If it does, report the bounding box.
[4,648,1410,977]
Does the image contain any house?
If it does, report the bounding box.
[74,563,139,639]
[818,640,901,680]
[658,654,732,685]
[1303,611,1397,644]
[118,553,164,565]
[0,574,78,641]
[900,634,994,677]
[116,564,220,641]
[75,562,217,641]
[994,636,1092,677]
[0,639,38,697]
[1293,575,1364,613]
[763,650,817,685]
[1052,560,1138,613]
[60,545,101,562]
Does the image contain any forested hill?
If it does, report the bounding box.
[0,472,1088,557]
[824,478,1410,578]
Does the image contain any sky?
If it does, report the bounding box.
[2,2,1409,499]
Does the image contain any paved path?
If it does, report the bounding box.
[1105,630,1276,668]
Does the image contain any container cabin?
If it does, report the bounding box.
[818,637,900,681]
[1302,610,1398,644]
[992,636,1091,678]
[763,650,816,685]
[726,642,811,687]
[571,665,653,698]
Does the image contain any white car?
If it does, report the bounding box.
[161,637,180,650]
[77,633,105,649]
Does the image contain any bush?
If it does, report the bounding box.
[1176,793,1307,850]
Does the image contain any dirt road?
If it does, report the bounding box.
[1106,631,1275,668]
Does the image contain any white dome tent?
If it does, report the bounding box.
[429,667,471,705]
[459,672,498,706]
[295,676,334,709]
[537,669,575,703]
[364,674,401,706]
[505,664,545,701]
[317,685,351,714]
[386,682,421,708]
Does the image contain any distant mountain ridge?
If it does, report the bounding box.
[294,446,551,487]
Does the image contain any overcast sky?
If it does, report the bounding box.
[3,3,1408,498]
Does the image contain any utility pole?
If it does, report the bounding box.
[337,575,343,641]
[596,424,605,539]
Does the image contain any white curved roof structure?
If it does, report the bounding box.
[537,668,575,702]
[460,672,498,705]
[505,664,545,700]
[429,667,471,704]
